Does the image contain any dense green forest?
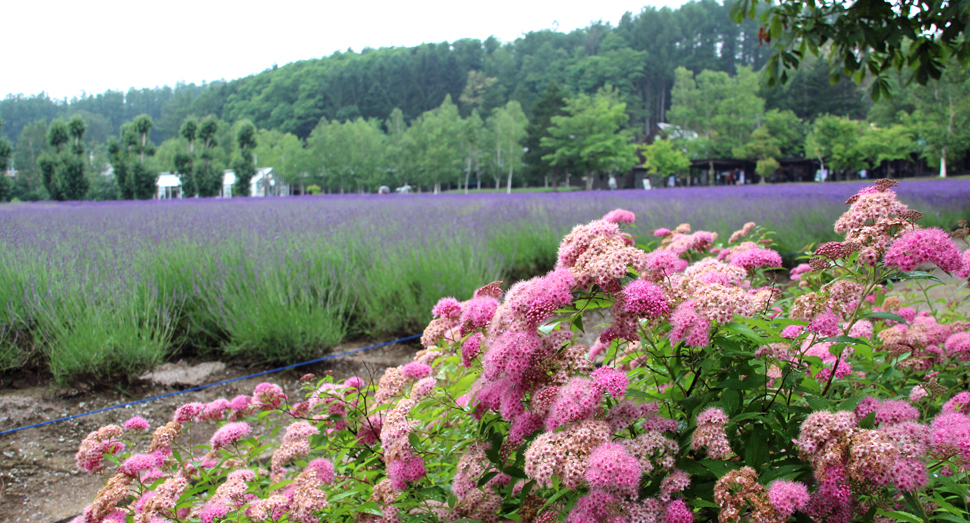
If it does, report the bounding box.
[1,0,967,201]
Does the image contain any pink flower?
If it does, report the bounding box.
[692,408,732,459]
[461,332,483,367]
[119,452,164,477]
[173,402,205,424]
[253,382,287,410]
[957,249,970,279]
[942,392,970,414]
[653,228,672,237]
[809,311,841,337]
[643,250,688,279]
[767,480,810,517]
[790,263,812,281]
[665,499,694,523]
[343,376,365,389]
[669,301,710,348]
[945,332,970,361]
[400,361,432,380]
[305,458,335,484]
[358,414,383,445]
[729,247,783,271]
[567,490,619,523]
[545,377,604,431]
[229,395,252,413]
[781,324,805,339]
[603,209,636,224]
[210,421,252,450]
[585,442,641,496]
[432,297,462,319]
[388,454,426,490]
[201,399,231,421]
[620,279,670,319]
[123,416,150,432]
[885,227,964,273]
[591,366,628,399]
[459,296,499,334]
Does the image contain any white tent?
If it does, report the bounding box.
[156,173,182,199]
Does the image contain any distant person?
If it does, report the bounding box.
[727,171,735,185]
[668,175,676,188]
[738,171,745,185]
[859,168,867,179]
[608,174,617,190]
[643,178,652,190]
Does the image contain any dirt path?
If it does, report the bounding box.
[0,340,419,523]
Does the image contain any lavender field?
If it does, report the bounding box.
[1,180,968,382]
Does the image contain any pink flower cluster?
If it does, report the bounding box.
[691,408,732,459]
[884,227,965,273]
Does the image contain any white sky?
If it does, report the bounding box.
[3,0,688,101]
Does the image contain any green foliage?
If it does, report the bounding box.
[196,115,223,197]
[733,0,970,98]
[668,66,765,160]
[639,138,691,179]
[69,182,970,522]
[0,118,11,202]
[523,83,567,187]
[542,86,638,188]
[484,101,528,193]
[306,184,321,194]
[402,95,465,193]
[805,115,866,178]
[233,121,258,197]
[38,117,89,200]
[108,116,158,199]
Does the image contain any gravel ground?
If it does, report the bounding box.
[0,340,420,523]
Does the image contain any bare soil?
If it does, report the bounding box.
[0,340,420,523]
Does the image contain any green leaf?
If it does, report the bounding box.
[744,426,770,473]
[408,432,421,449]
[723,322,765,344]
[478,471,499,488]
[359,502,384,516]
[805,395,832,412]
[856,411,876,430]
[820,335,870,346]
[537,321,560,335]
[267,480,293,492]
[861,311,907,324]
[901,271,944,283]
[874,509,923,523]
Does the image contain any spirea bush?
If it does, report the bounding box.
[73,179,970,523]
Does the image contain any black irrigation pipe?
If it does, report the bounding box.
[0,334,421,438]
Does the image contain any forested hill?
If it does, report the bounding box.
[2,0,808,145]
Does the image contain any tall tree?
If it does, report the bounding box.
[174,117,197,197]
[639,138,691,184]
[196,116,222,197]
[12,120,51,200]
[523,83,567,188]
[485,101,528,192]
[542,86,638,190]
[902,64,970,178]
[38,116,89,200]
[0,118,11,201]
[232,121,258,196]
[405,95,464,193]
[109,115,158,199]
[805,115,866,179]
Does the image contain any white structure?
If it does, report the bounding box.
[222,167,288,198]
[156,172,182,199]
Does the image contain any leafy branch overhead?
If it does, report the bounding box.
[732,0,970,99]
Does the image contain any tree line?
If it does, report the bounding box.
[2,0,968,200]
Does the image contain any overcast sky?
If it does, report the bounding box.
[4,0,688,100]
